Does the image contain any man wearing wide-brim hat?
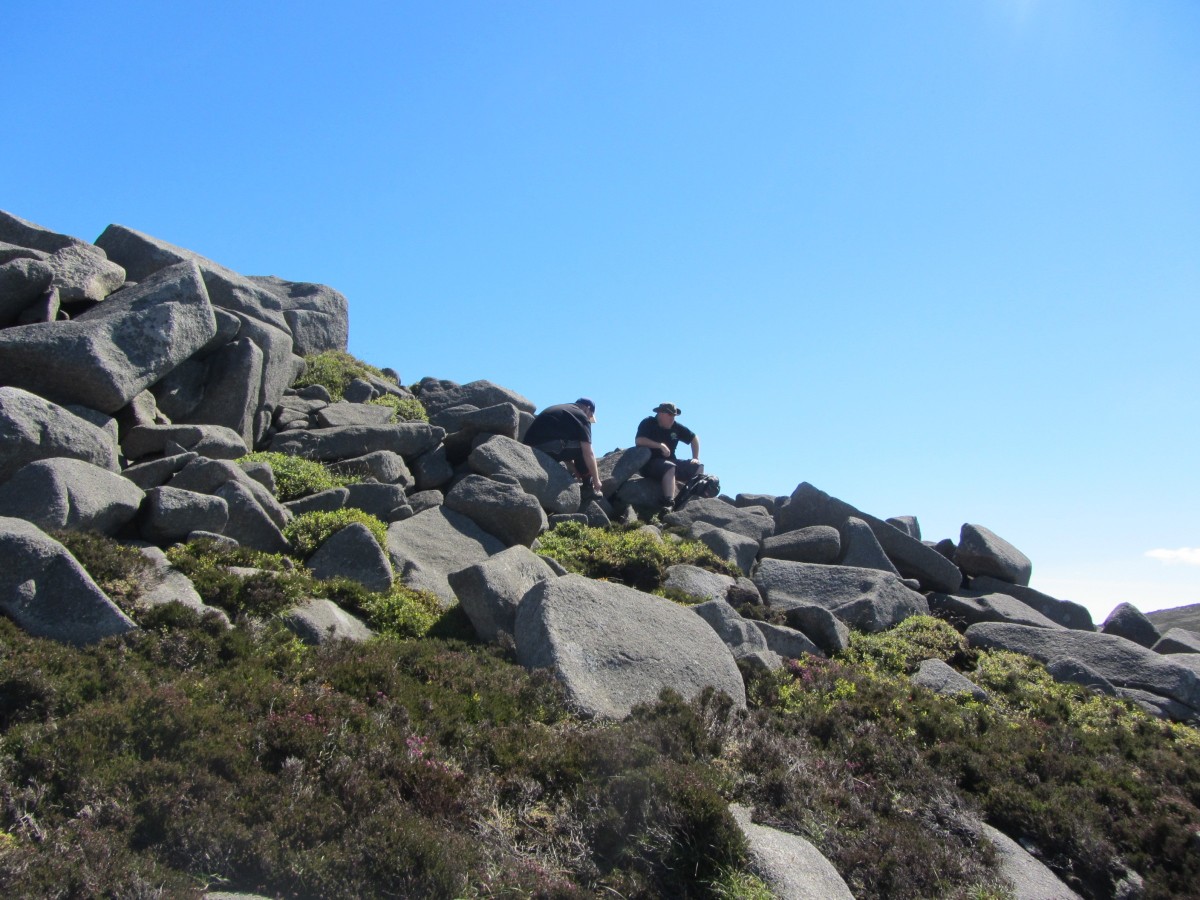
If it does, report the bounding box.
[635,402,703,516]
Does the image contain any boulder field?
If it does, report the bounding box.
[0,209,1193,897]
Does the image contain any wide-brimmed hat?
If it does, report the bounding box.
[653,403,681,416]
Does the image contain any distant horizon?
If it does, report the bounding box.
[3,1,1196,624]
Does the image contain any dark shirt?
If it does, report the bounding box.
[635,416,695,461]
[523,403,593,446]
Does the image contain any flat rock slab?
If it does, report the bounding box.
[968,576,1094,631]
[0,516,136,644]
[778,482,962,592]
[966,622,1200,718]
[753,558,930,633]
[729,805,855,900]
[282,598,373,645]
[665,497,775,541]
[929,591,1064,631]
[269,423,444,462]
[689,521,759,574]
[0,457,144,534]
[981,823,1083,900]
[664,564,735,602]
[759,525,841,564]
[415,377,536,417]
[0,387,119,483]
[386,507,506,606]
[0,261,217,413]
[515,574,746,720]
[911,658,988,701]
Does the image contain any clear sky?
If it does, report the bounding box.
[3,1,1197,623]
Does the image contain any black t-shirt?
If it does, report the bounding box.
[635,416,695,460]
[523,403,593,446]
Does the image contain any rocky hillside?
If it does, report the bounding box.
[1,209,1198,899]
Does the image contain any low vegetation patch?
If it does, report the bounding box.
[292,349,388,400]
[369,392,429,423]
[536,521,738,592]
[283,508,390,560]
[241,451,357,502]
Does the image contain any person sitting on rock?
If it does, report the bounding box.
[522,398,604,498]
[635,402,717,515]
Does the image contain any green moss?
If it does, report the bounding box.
[536,521,738,592]
[283,508,389,560]
[241,450,356,501]
[292,349,389,400]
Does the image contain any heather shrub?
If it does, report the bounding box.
[283,508,389,559]
[50,529,154,613]
[536,521,737,592]
[241,450,354,501]
[318,578,441,639]
[165,539,309,619]
[844,614,968,674]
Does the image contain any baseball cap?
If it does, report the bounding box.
[575,397,596,419]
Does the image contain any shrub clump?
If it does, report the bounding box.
[165,539,310,619]
[49,530,155,614]
[241,450,355,501]
[292,350,389,400]
[369,393,429,423]
[283,509,390,560]
[318,577,442,640]
[536,521,738,592]
[843,614,969,675]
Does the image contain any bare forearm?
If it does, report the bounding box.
[582,442,601,491]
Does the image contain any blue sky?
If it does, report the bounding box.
[4,2,1197,621]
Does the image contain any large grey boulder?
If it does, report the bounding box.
[965,622,1200,719]
[981,823,1084,900]
[284,487,349,516]
[1152,628,1200,655]
[778,482,962,592]
[1100,602,1160,648]
[759,525,841,564]
[269,423,444,461]
[767,599,851,654]
[0,516,137,644]
[0,210,95,254]
[215,481,290,554]
[386,507,506,606]
[167,457,288,528]
[412,444,454,490]
[468,435,580,515]
[614,475,669,513]
[447,545,558,643]
[515,574,746,720]
[693,599,776,664]
[955,523,1032,586]
[95,223,290,331]
[120,452,198,490]
[0,387,119,483]
[247,274,349,355]
[0,458,144,534]
[729,805,855,900]
[0,258,53,324]
[735,494,778,514]
[886,515,921,540]
[911,659,988,701]
[281,599,373,645]
[306,522,393,593]
[445,474,547,547]
[597,446,652,496]
[44,244,126,303]
[123,424,249,461]
[839,516,900,575]
[663,564,736,602]
[928,591,1064,630]
[140,486,229,545]
[174,336,263,446]
[441,402,521,444]
[0,241,47,265]
[343,482,411,521]
[753,620,823,660]
[415,377,536,418]
[969,576,1094,631]
[754,558,930,633]
[0,261,217,413]
[664,497,775,541]
[689,521,759,574]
